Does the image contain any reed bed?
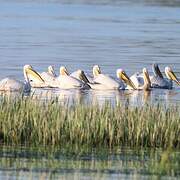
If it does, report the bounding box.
[0,97,179,148]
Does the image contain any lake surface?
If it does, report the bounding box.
[0,0,180,179]
[0,0,180,105]
[0,146,179,179]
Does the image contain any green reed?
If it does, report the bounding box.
[0,96,179,148]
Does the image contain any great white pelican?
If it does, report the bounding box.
[0,65,44,92]
[119,68,151,90]
[40,65,58,87]
[150,64,180,89]
[87,65,136,90]
[43,66,90,89]
[70,67,94,84]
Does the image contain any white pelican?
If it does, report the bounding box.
[93,65,101,78]
[43,66,89,89]
[70,69,90,85]
[60,65,97,83]
[150,64,180,89]
[47,65,57,77]
[0,65,43,92]
[38,66,91,88]
[165,67,180,85]
[55,66,90,89]
[87,65,136,90]
[119,68,151,90]
[116,69,137,90]
[40,65,58,87]
[71,68,94,83]
[25,66,46,88]
[70,65,98,84]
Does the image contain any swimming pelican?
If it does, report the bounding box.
[40,65,58,87]
[87,65,136,90]
[70,65,98,84]
[93,65,101,78]
[165,67,180,85]
[70,69,90,84]
[116,69,137,90]
[47,65,57,77]
[25,66,46,88]
[44,66,89,89]
[55,66,90,88]
[0,65,43,92]
[41,66,56,79]
[71,68,94,83]
[119,68,151,90]
[150,64,180,89]
[60,65,97,83]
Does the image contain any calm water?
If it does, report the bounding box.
[0,0,180,179]
[0,146,179,179]
[0,0,180,105]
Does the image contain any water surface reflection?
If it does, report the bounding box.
[0,146,179,179]
[1,87,179,106]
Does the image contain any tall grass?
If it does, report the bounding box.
[0,96,179,148]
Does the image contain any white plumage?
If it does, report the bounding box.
[150,64,179,89]
[119,68,151,90]
[0,65,43,92]
[41,66,88,89]
[88,65,125,90]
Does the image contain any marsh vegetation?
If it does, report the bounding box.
[0,96,179,149]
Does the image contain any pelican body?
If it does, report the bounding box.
[150,64,180,89]
[0,65,44,92]
[41,66,57,80]
[119,68,151,90]
[88,65,127,90]
[40,66,89,89]
[40,66,58,87]
[129,68,151,90]
[0,78,29,92]
[56,66,90,89]
[71,70,94,84]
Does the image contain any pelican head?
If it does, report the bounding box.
[48,65,56,76]
[60,66,69,76]
[142,68,151,90]
[93,65,101,77]
[76,69,90,83]
[116,69,137,90]
[23,65,44,82]
[165,67,180,85]
[152,63,163,78]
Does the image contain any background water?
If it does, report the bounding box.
[0,0,180,104]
